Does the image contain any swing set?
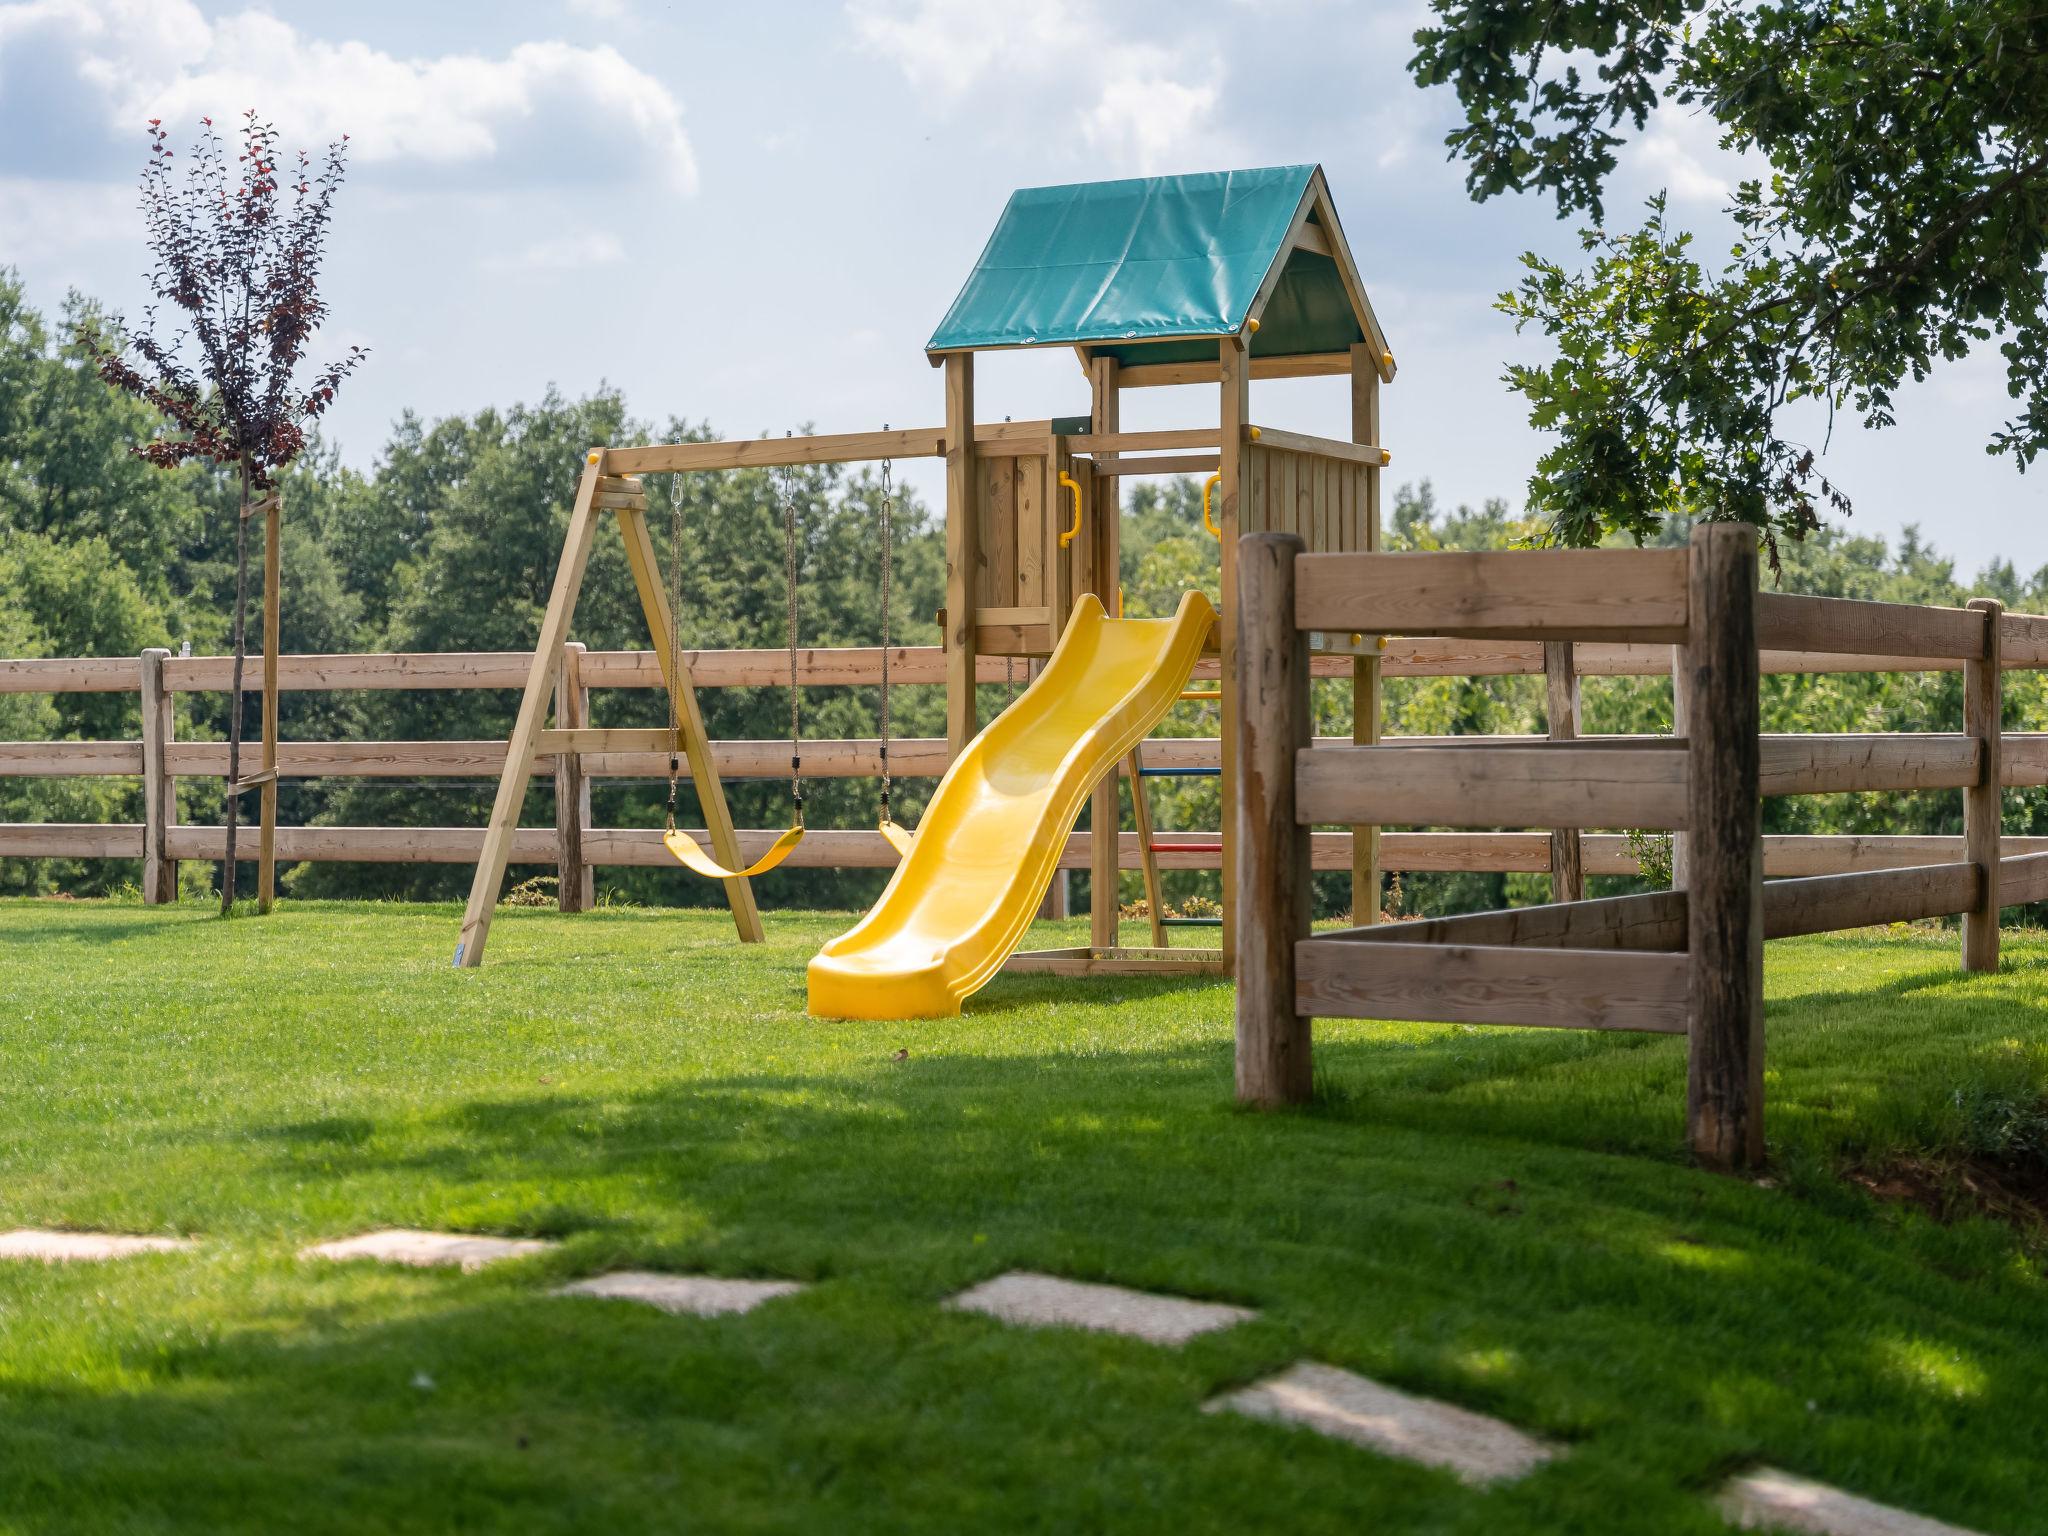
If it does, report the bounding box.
[455,163,1395,991]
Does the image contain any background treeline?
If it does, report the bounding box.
[4,273,2043,917]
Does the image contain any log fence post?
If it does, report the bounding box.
[1963,597,2003,972]
[139,646,177,904]
[1235,532,1312,1106]
[555,640,594,913]
[1684,522,1764,1170]
[1544,640,1584,903]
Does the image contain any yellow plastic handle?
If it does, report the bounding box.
[1058,473,1083,548]
[1202,472,1223,540]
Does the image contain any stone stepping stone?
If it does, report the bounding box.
[1721,1468,1986,1536]
[554,1271,803,1317]
[302,1229,555,1271]
[946,1271,1254,1346]
[0,1229,194,1262]
[1207,1360,1554,1486]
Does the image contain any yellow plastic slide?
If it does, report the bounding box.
[807,590,1217,1020]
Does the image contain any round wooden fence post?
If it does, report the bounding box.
[1235,531,1312,1106]
[1963,597,2004,972]
[1684,521,1764,1171]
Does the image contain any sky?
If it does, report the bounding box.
[1,0,2040,577]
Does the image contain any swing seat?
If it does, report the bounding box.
[880,819,914,858]
[663,824,805,880]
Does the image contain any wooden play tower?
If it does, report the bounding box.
[454,164,1394,979]
[925,163,1395,974]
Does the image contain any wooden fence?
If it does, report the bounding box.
[1235,527,2048,1172]
[5,618,2048,905]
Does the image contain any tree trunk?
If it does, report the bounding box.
[221,460,252,915]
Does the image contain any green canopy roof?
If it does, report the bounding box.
[927,164,1386,374]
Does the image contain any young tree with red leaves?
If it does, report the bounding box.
[84,112,365,914]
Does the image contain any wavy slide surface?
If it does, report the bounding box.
[807,590,1216,1020]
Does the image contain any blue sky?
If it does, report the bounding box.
[2,0,2039,574]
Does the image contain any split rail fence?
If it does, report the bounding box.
[8,619,2048,906]
[1236,526,2048,1170]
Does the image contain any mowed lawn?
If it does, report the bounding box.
[2,899,2045,1535]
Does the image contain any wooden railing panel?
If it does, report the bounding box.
[1297,742,1688,830]
[1758,734,1980,796]
[1755,592,1987,659]
[1295,549,1690,642]
[1295,939,1690,1032]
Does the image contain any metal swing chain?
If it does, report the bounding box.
[782,464,804,828]
[878,447,894,828]
[665,469,685,835]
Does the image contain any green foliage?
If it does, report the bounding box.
[1413,1,2048,546]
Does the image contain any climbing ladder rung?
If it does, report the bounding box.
[1161,916,1223,927]
[1137,765,1220,778]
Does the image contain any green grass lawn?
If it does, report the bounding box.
[2,899,2045,1535]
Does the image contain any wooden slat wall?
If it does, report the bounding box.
[1241,443,1371,553]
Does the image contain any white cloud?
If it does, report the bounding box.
[0,0,696,194]
[487,231,626,272]
[850,0,1225,173]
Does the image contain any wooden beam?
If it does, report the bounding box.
[1294,549,1691,643]
[1754,591,1987,659]
[605,427,947,476]
[1295,940,1690,1033]
[140,648,176,904]
[454,451,609,967]
[1350,342,1382,927]
[1758,734,1982,796]
[1241,426,1388,467]
[616,502,765,942]
[1964,597,2003,971]
[553,641,593,913]
[944,354,978,756]
[1327,888,1687,952]
[1998,850,2048,906]
[1090,356,1122,951]
[1113,352,1353,388]
[1219,335,1250,971]
[1684,521,1764,1173]
[1544,641,1584,902]
[1762,862,1980,939]
[1235,532,1312,1106]
[1297,743,1689,830]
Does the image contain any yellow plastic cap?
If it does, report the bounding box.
[1380,449,1391,466]
[1248,426,1262,440]
[1246,317,1261,334]
[1382,351,1394,369]
[586,451,601,465]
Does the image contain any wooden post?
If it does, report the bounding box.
[139,646,176,905]
[1218,335,1250,970]
[1684,522,1763,1171]
[1235,532,1312,1106]
[943,354,979,757]
[258,493,280,913]
[1090,357,1122,949]
[456,452,609,967]
[1963,597,2004,972]
[616,503,766,942]
[1669,644,1689,889]
[1127,750,1167,948]
[1349,343,1382,925]
[1544,640,1584,903]
[554,640,594,913]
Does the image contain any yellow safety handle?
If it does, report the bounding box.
[1202,472,1223,540]
[1058,472,1083,548]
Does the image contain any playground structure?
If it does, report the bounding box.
[451,164,1398,1003]
[1235,524,2048,1169]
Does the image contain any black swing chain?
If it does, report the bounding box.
[782,463,804,827]
[665,467,685,834]
[879,446,893,827]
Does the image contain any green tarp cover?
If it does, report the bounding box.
[928,165,1363,364]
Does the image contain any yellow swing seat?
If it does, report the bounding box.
[879,819,914,858]
[663,823,806,880]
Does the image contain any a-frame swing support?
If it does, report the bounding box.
[454,449,764,967]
